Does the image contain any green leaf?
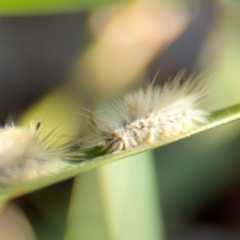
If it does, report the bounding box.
[0,0,125,16]
[0,103,240,202]
[64,152,165,240]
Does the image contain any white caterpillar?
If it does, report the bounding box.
[80,72,209,153]
[0,122,70,185]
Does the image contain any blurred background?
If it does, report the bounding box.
[1,0,240,239]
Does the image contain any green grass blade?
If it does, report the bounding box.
[64,151,165,240]
[0,0,126,16]
[0,103,240,201]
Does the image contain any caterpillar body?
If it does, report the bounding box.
[0,123,69,185]
[80,73,209,153]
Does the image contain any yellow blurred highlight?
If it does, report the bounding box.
[19,83,80,143]
[73,0,189,101]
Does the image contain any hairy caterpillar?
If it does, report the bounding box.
[80,72,209,153]
[0,122,70,185]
